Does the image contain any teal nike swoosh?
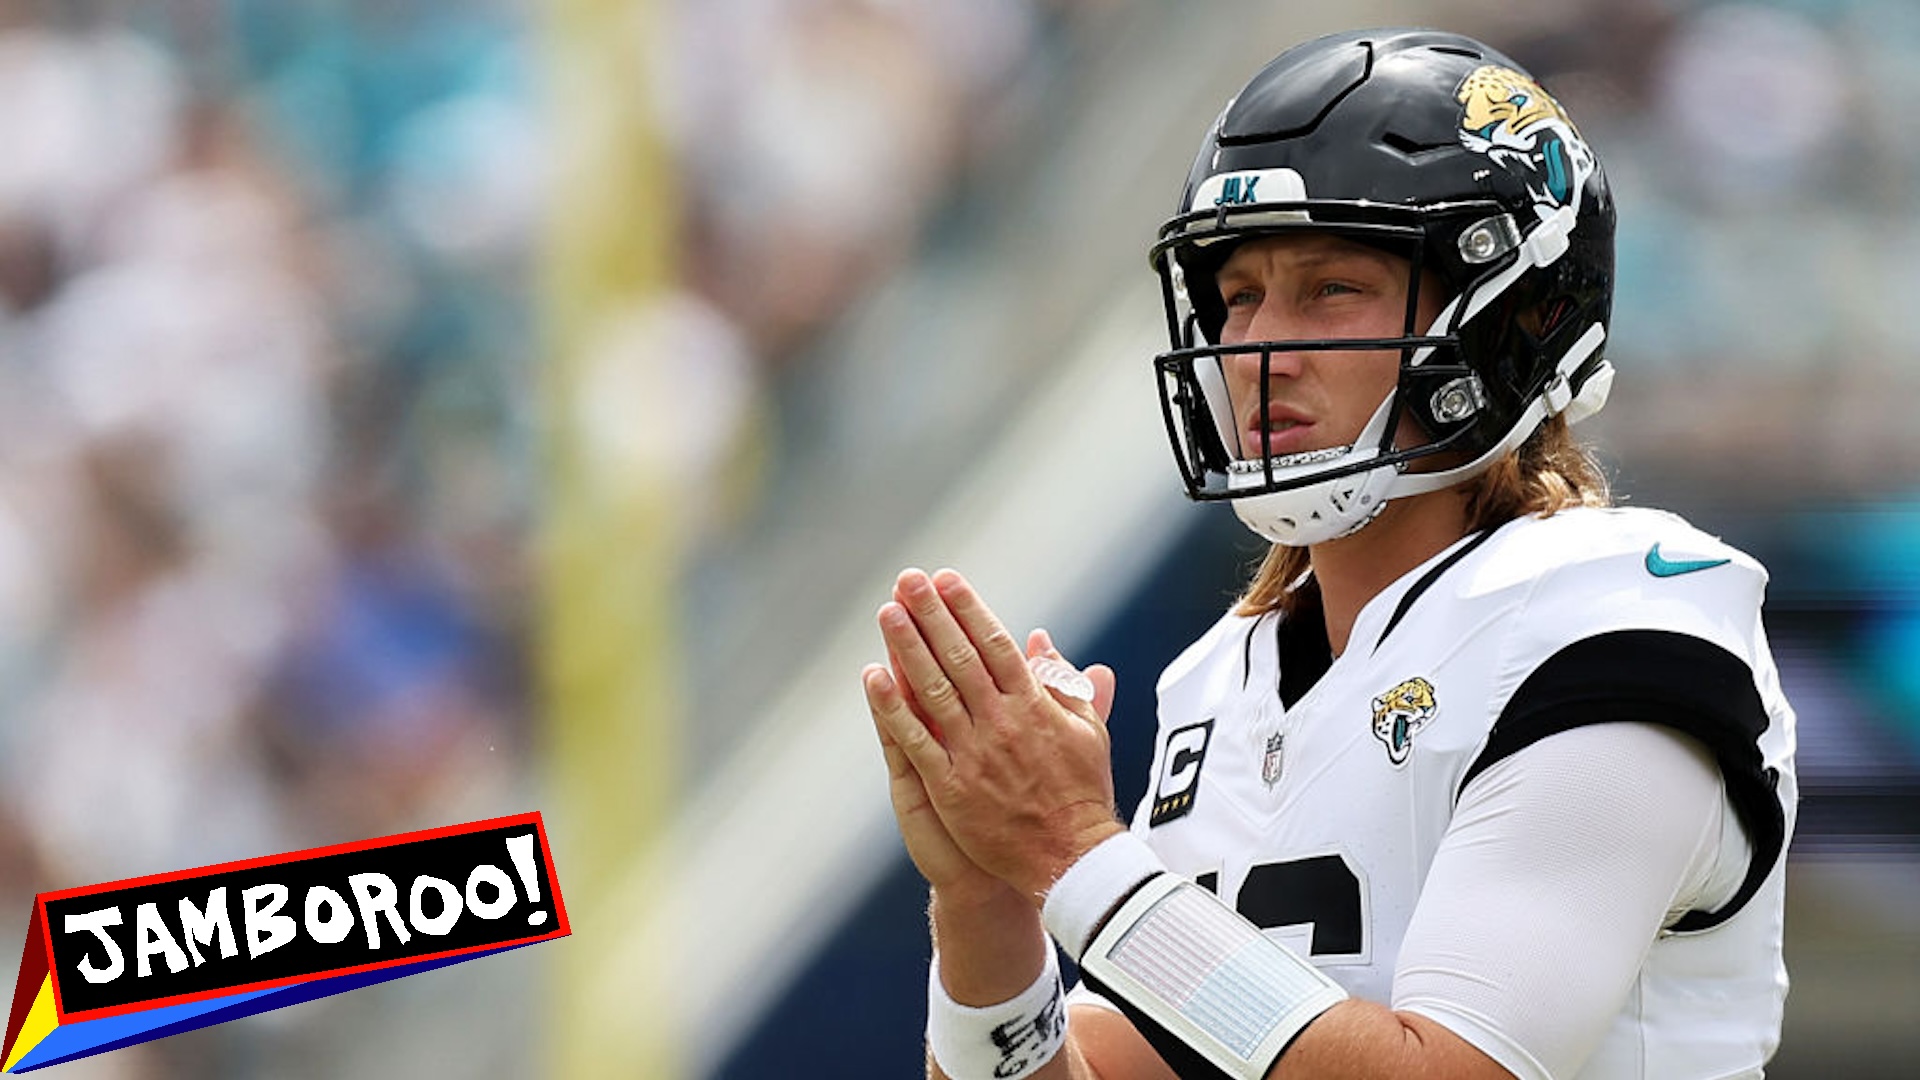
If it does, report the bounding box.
[1645,543,1730,578]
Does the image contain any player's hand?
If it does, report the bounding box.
[869,567,1123,903]
[865,659,1016,909]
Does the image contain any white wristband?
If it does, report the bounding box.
[1041,830,1166,960]
[926,947,1067,1080]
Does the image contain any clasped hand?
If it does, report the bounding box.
[864,568,1124,904]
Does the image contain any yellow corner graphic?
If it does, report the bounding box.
[3,976,56,1073]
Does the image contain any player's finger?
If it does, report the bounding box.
[870,685,927,785]
[872,701,912,776]
[1087,664,1118,725]
[879,599,974,739]
[931,569,1030,693]
[884,648,940,733]
[864,662,951,780]
[1020,627,1108,723]
[1026,628,1054,662]
[1029,627,1062,660]
[894,568,997,705]
[867,678,944,812]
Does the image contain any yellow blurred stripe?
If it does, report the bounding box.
[541,0,682,1076]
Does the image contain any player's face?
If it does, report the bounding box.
[1214,234,1444,459]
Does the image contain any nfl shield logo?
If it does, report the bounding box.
[1262,732,1285,786]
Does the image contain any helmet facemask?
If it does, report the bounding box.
[1156,204,1496,545]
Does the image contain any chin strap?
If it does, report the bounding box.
[1387,322,1608,500]
[1227,322,1609,547]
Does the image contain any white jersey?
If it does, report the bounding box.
[1106,507,1797,1079]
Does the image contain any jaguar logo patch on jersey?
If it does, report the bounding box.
[1455,65,1595,216]
[1149,719,1214,826]
[1370,677,1437,767]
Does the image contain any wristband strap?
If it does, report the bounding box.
[1041,829,1165,960]
[926,947,1067,1080]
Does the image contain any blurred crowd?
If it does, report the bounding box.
[0,0,540,956]
[623,0,1100,546]
[0,0,1102,1075]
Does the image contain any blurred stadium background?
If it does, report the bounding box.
[0,0,1914,1075]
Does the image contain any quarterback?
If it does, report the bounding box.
[864,28,1796,1080]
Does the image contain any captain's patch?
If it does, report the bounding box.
[1150,720,1214,826]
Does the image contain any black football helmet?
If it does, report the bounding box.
[1151,28,1615,546]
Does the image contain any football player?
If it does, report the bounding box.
[865,27,1796,1080]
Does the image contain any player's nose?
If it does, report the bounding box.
[1224,329,1308,385]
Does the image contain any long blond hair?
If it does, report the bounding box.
[1233,415,1610,617]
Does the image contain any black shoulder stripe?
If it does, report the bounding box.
[1373,529,1496,652]
[1461,630,1784,931]
[1241,614,1262,691]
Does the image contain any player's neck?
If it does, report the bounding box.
[1309,488,1472,656]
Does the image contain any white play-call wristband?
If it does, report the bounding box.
[1077,875,1348,1079]
[1041,830,1348,1080]
[926,947,1067,1080]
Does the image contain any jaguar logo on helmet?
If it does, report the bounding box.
[1370,677,1437,767]
[1455,65,1597,217]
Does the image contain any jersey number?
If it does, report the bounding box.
[1197,855,1365,957]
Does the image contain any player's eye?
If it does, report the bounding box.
[1222,286,1261,309]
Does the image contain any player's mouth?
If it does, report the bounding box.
[1243,407,1316,457]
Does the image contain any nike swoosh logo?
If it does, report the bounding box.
[1645,543,1730,578]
